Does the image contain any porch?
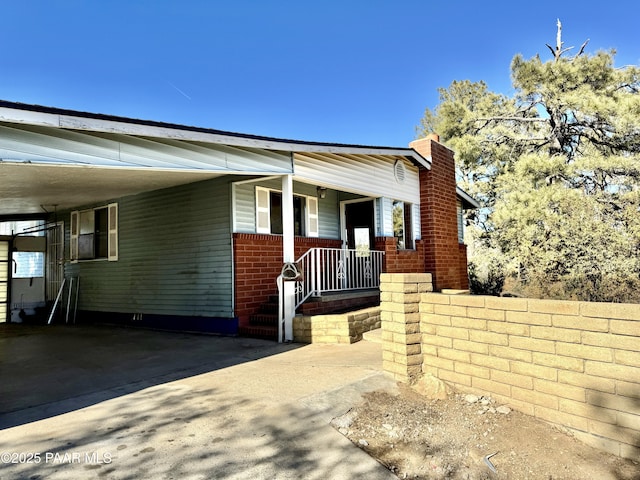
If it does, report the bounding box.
[237,246,387,340]
[238,289,381,341]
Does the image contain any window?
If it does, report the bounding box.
[70,203,118,261]
[392,200,414,250]
[0,220,45,236]
[2,221,46,278]
[255,187,318,237]
[13,252,44,278]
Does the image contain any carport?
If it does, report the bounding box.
[0,113,236,325]
[0,101,296,330]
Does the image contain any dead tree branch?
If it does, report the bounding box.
[547,19,588,61]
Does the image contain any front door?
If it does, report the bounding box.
[342,200,376,289]
[344,200,375,251]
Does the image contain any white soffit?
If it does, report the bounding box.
[0,162,227,215]
[0,122,293,173]
[0,117,293,215]
[0,100,433,214]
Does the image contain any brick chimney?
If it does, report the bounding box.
[410,135,468,290]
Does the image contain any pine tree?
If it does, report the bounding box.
[419,21,640,301]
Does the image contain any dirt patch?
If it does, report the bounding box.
[331,383,639,480]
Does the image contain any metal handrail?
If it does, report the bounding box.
[294,247,384,309]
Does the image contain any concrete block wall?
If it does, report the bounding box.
[380,273,433,383]
[380,275,640,460]
[293,306,380,344]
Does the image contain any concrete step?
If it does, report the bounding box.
[362,328,382,344]
[238,325,278,341]
[248,314,278,326]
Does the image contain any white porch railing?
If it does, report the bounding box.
[294,248,384,309]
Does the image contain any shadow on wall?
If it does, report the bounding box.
[587,388,640,469]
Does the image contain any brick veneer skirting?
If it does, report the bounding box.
[233,234,342,327]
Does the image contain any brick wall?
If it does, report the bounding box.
[375,236,426,273]
[232,234,341,326]
[410,136,467,290]
[380,274,640,460]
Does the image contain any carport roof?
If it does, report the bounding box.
[0,100,426,161]
[0,100,434,217]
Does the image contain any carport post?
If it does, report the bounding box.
[281,174,295,342]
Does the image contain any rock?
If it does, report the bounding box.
[497,405,512,415]
[468,447,485,464]
[331,411,355,429]
[411,374,452,400]
[465,394,480,404]
[358,439,369,446]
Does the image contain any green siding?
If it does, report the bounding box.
[234,179,340,238]
[296,182,340,239]
[65,177,233,318]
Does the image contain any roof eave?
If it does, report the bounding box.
[0,100,428,166]
[457,187,480,209]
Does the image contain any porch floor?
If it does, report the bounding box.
[299,289,380,315]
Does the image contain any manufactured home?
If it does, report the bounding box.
[0,101,477,340]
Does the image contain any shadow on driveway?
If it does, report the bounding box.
[0,323,299,429]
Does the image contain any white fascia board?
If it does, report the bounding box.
[0,158,288,177]
[0,105,428,168]
[0,107,62,128]
[456,187,480,209]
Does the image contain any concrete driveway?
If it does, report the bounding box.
[0,324,397,479]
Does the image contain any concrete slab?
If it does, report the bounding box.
[362,327,382,344]
[0,324,398,479]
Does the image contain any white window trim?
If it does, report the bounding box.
[306,196,319,238]
[254,186,319,238]
[108,203,118,261]
[392,199,415,250]
[255,186,271,234]
[70,203,118,262]
[70,211,79,262]
[413,203,421,241]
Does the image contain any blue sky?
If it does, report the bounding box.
[1,1,638,147]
